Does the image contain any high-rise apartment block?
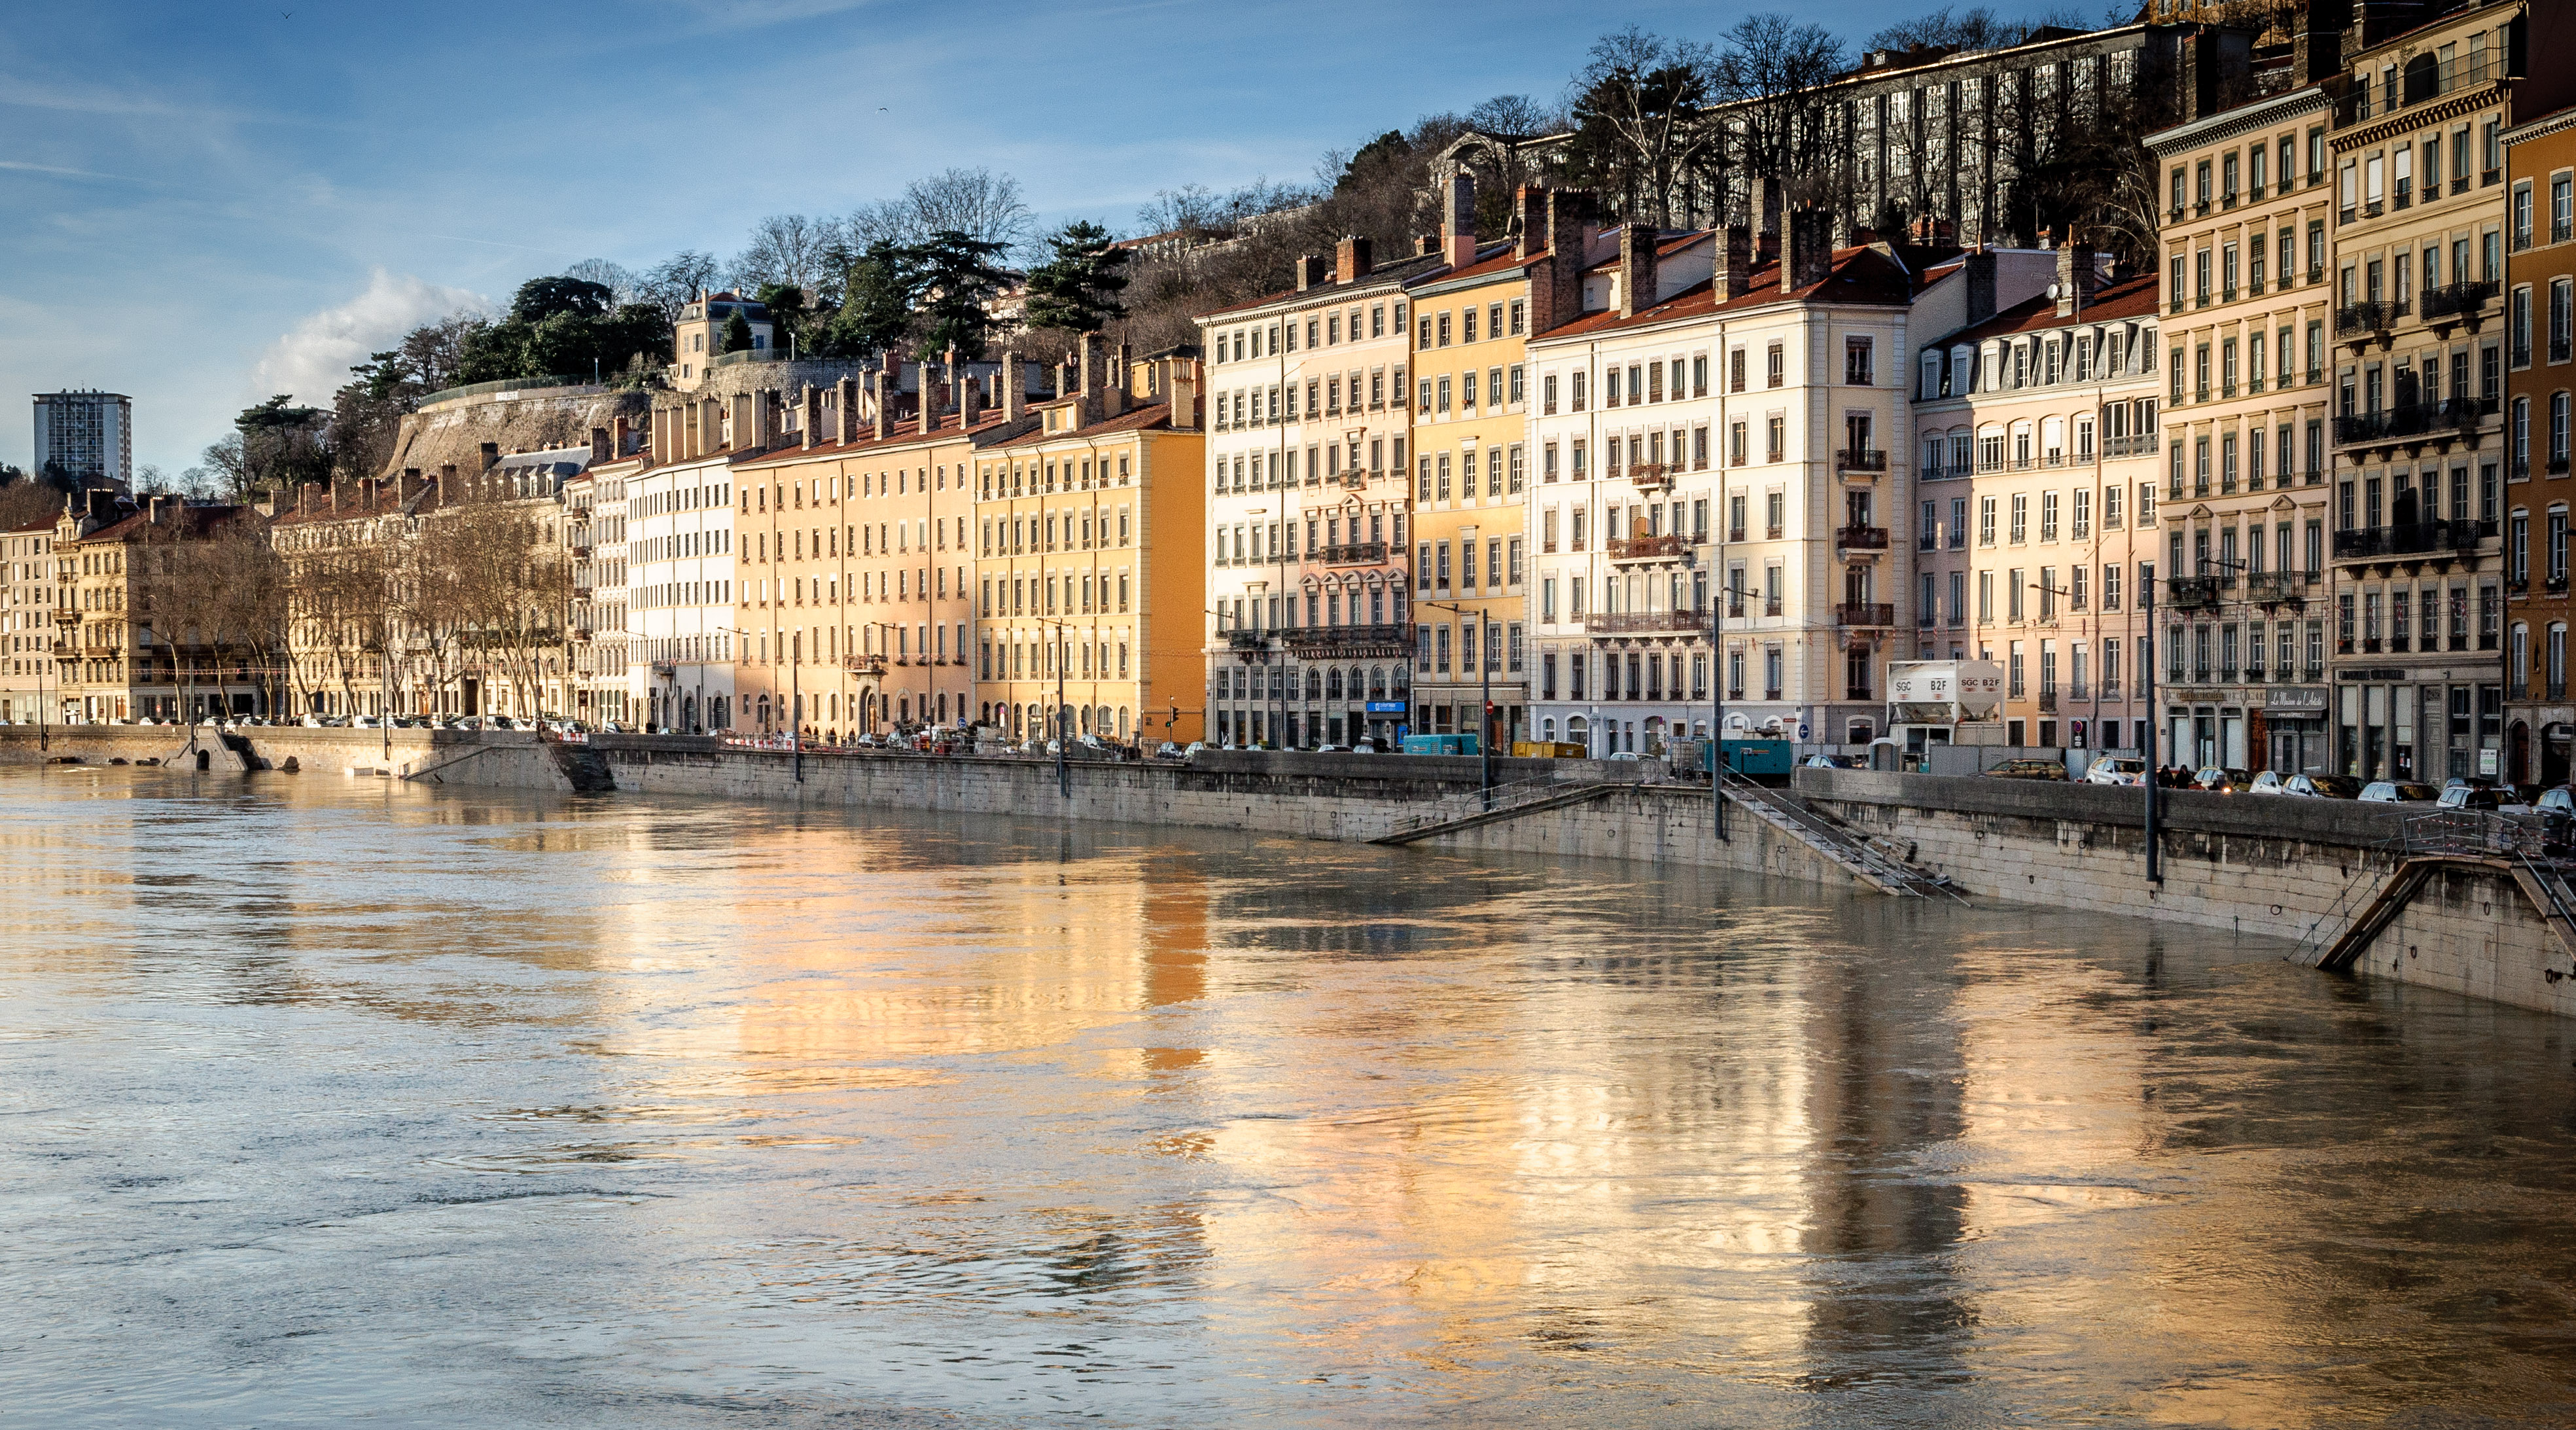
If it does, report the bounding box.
[33,390,132,488]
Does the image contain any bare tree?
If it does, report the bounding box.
[1467,93,1564,139]
[1563,27,1729,228]
[433,490,565,718]
[188,518,288,719]
[563,258,640,306]
[1713,14,1850,228]
[728,214,842,296]
[637,251,722,322]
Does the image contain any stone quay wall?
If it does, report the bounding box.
[9,726,2567,1015]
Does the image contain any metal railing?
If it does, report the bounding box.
[1320,541,1386,565]
[1607,534,1688,562]
[2332,520,2484,559]
[2334,300,2404,337]
[1835,524,1890,550]
[2420,280,2498,322]
[1833,602,1894,627]
[2166,575,2221,609]
[1285,623,1413,652]
[1583,610,1710,635]
[1836,448,1888,473]
[414,374,587,408]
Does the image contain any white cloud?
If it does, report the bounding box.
[250,269,486,405]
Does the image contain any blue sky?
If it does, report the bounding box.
[1,0,2081,480]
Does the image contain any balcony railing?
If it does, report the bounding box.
[2335,300,2405,337]
[2331,520,2486,559]
[2166,575,2221,610]
[2104,433,2159,458]
[2420,280,2498,323]
[2334,399,2482,446]
[1285,623,1413,652]
[2037,692,2058,713]
[2248,571,2306,605]
[1607,533,1689,563]
[1226,630,1269,651]
[1629,461,1674,489]
[1584,610,1710,635]
[1835,524,1890,550]
[1320,541,1386,565]
[1833,602,1895,627]
[1835,448,1888,473]
[843,653,887,675]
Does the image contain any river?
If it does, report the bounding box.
[4,766,2574,1427]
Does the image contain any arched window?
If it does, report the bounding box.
[1326,667,1345,700]
[1368,665,1387,699]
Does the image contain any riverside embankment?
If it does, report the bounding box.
[9,724,2568,1016]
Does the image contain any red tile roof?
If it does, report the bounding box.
[995,400,1178,446]
[1534,244,1922,341]
[734,408,1034,469]
[1928,272,2159,348]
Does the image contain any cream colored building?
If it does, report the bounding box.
[2149,81,2341,770]
[2,519,58,723]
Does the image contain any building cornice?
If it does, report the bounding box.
[2505,106,2576,147]
[2331,82,2505,153]
[2147,85,2336,155]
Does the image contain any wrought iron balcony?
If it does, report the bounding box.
[2248,571,2306,605]
[1833,602,1895,627]
[1835,524,1890,550]
[2334,399,2482,446]
[2420,280,2497,323]
[2331,520,2486,560]
[1285,623,1412,653]
[1835,448,1888,473]
[843,653,887,675]
[2335,300,2405,337]
[1226,630,1269,651]
[1583,610,1710,635]
[1628,461,1674,489]
[2038,692,2058,713]
[1318,541,1386,565]
[1607,533,1689,563]
[2165,575,2221,610]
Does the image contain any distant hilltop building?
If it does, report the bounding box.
[32,389,132,489]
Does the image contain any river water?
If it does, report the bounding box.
[5,766,2576,1428]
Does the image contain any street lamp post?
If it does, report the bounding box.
[1032,614,1076,797]
[1426,601,1492,810]
[2142,577,2162,884]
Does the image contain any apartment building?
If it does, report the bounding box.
[1530,210,1926,753]
[1404,176,1539,747]
[50,492,255,724]
[31,389,132,488]
[635,397,747,732]
[2503,100,2576,780]
[1914,251,2162,754]
[269,474,427,721]
[2149,82,2342,771]
[3,519,59,723]
[1199,235,1438,749]
[565,449,634,727]
[735,353,1040,736]
[669,291,775,392]
[2323,1,2554,781]
[976,345,1205,747]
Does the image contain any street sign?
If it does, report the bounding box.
[1363,700,1405,713]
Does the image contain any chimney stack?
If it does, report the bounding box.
[917,361,940,435]
[958,365,983,426]
[590,425,610,464]
[1963,249,2000,325]
[1443,171,1478,269]
[1334,234,1373,283]
[1169,361,1199,429]
[1714,224,1753,301]
[1618,223,1660,318]
[1294,254,1328,290]
[1783,209,1834,293]
[875,353,900,440]
[836,376,860,443]
[612,415,631,457]
[1515,184,1550,261]
[2181,27,2220,123]
[2055,239,2096,317]
[1532,188,1593,332]
[1002,351,1027,422]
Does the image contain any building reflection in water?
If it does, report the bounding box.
[8,767,2576,1427]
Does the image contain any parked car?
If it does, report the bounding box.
[1151,741,1183,760]
[2359,780,2442,803]
[1804,753,1861,768]
[2536,787,2576,817]
[1350,739,1382,754]
[2084,757,2148,786]
[2247,770,2288,795]
[2437,784,2532,812]
[1984,758,2068,781]
[2282,773,2365,798]
[2191,766,2251,793]
[1314,742,1349,754]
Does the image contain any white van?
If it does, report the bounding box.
[2083,757,2147,786]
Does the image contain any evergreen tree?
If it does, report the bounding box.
[1023,221,1131,334]
[814,240,919,359]
[906,230,1011,361]
[721,309,754,353]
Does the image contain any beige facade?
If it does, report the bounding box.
[2,520,58,723]
[2149,82,2341,771]
[2322,2,2532,781]
[1915,264,2161,753]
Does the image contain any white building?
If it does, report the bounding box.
[1530,214,1929,753]
[627,445,737,733]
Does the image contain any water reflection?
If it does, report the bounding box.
[3,765,2575,1428]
